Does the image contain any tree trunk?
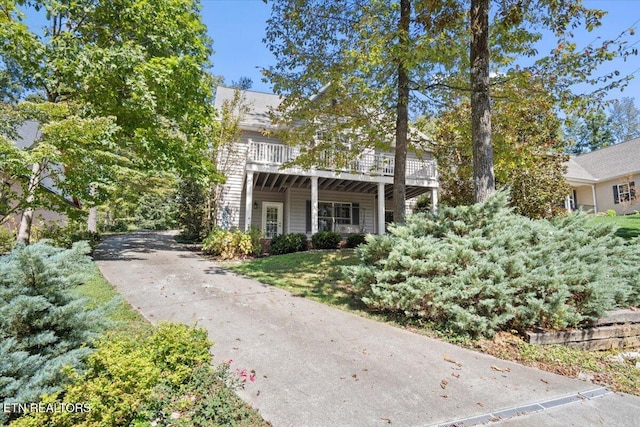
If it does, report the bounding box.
[16,162,43,245]
[393,0,411,224]
[470,0,495,203]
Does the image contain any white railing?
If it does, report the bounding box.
[248,140,437,179]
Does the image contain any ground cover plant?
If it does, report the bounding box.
[344,191,640,338]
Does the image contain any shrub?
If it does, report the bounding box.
[134,192,178,231]
[344,191,640,338]
[175,179,206,242]
[0,242,110,424]
[607,209,617,217]
[0,226,15,254]
[270,233,308,255]
[32,221,101,251]
[202,228,259,259]
[346,233,367,248]
[311,231,341,250]
[12,323,266,427]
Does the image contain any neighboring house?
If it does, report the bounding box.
[213,86,439,237]
[1,120,78,230]
[564,136,640,215]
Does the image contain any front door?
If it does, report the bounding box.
[262,202,283,238]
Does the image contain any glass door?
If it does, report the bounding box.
[262,202,283,238]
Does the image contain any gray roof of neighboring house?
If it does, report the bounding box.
[565,137,640,182]
[214,86,282,131]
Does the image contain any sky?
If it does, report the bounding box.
[202,0,640,101]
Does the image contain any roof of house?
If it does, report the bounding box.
[214,86,282,131]
[565,137,640,183]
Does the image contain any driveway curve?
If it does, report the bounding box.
[95,231,640,426]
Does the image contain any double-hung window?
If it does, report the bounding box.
[613,182,636,204]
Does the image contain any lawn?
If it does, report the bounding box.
[221,247,640,396]
[220,249,361,309]
[589,213,640,239]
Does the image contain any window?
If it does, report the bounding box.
[613,182,636,204]
[306,201,359,233]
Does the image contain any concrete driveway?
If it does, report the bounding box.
[95,231,640,426]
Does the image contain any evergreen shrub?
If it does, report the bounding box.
[311,231,341,249]
[270,233,308,255]
[344,191,640,338]
[0,242,110,424]
[346,233,367,248]
[202,228,259,259]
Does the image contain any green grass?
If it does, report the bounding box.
[74,264,153,336]
[589,213,640,239]
[220,250,362,309]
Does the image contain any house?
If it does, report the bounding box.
[1,120,78,231]
[212,86,439,237]
[564,137,640,215]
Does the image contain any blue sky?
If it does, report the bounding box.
[203,0,640,101]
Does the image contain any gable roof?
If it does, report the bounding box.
[214,86,282,131]
[565,137,640,183]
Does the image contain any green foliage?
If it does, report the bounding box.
[346,233,367,249]
[607,209,617,217]
[0,242,110,424]
[0,0,218,242]
[345,191,640,338]
[270,233,308,255]
[202,228,259,260]
[11,323,216,427]
[311,231,341,250]
[175,179,207,242]
[133,192,178,231]
[140,363,266,427]
[0,227,15,254]
[32,221,101,251]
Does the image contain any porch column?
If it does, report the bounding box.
[565,195,572,212]
[311,176,318,234]
[431,187,438,214]
[377,182,385,235]
[285,187,291,233]
[591,185,598,214]
[245,171,254,231]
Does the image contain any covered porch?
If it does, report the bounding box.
[241,169,438,237]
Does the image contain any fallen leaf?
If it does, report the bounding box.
[444,354,463,367]
[381,417,392,424]
[540,378,549,384]
[440,394,449,398]
[451,373,460,379]
[491,365,511,372]
[440,379,448,389]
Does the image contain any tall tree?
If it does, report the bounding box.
[264,0,467,223]
[564,108,615,154]
[609,97,640,143]
[0,0,217,242]
[470,0,494,203]
[265,0,633,213]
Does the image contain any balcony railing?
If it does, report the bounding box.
[248,140,437,180]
